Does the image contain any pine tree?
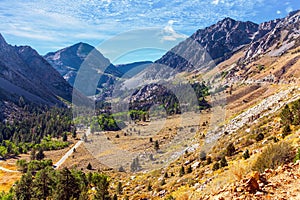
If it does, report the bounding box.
[226,143,235,156]
[72,129,77,139]
[62,132,68,142]
[55,168,81,200]
[243,149,250,160]
[14,172,33,200]
[212,162,220,171]
[147,182,152,191]
[220,156,228,168]
[206,156,212,165]
[116,182,122,195]
[154,140,159,151]
[36,148,45,160]
[30,149,36,160]
[87,162,92,170]
[179,166,185,177]
[113,194,118,200]
[186,165,192,173]
[280,104,293,126]
[33,168,54,200]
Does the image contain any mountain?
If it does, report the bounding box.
[115,61,152,77]
[44,43,122,86]
[156,18,260,72]
[242,10,300,62]
[0,34,74,119]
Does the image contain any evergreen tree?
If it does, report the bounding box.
[14,172,33,200]
[220,156,228,168]
[179,166,185,177]
[30,149,36,160]
[54,168,81,200]
[154,140,159,151]
[186,165,192,173]
[212,162,220,171]
[280,104,293,126]
[243,149,250,160]
[87,162,93,170]
[92,173,110,200]
[206,156,212,165]
[36,148,45,160]
[62,132,68,142]
[116,182,122,195]
[72,129,77,139]
[113,194,118,200]
[164,172,168,178]
[226,143,235,156]
[33,168,54,200]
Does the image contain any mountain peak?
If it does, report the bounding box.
[0,33,8,47]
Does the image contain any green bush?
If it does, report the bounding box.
[252,141,292,173]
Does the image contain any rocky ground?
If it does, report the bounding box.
[209,160,300,200]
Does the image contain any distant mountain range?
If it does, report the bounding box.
[0,10,299,119]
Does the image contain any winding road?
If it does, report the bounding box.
[53,128,91,169]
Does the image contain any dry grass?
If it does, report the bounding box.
[252,141,293,173]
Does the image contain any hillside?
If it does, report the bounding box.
[1,9,300,200]
[0,34,74,120]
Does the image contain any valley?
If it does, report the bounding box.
[0,8,300,200]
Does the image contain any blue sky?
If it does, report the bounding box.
[0,0,299,64]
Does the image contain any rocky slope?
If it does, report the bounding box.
[0,34,73,113]
[243,10,300,63]
[156,18,260,72]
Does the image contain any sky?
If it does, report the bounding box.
[0,0,299,64]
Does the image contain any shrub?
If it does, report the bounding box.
[256,133,264,142]
[206,156,212,165]
[179,166,185,177]
[186,165,192,173]
[212,162,220,171]
[243,149,250,160]
[220,156,228,168]
[226,143,235,156]
[252,141,292,173]
[282,124,291,138]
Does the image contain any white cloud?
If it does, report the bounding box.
[212,0,225,5]
[162,20,187,41]
[212,0,220,5]
[277,10,281,14]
